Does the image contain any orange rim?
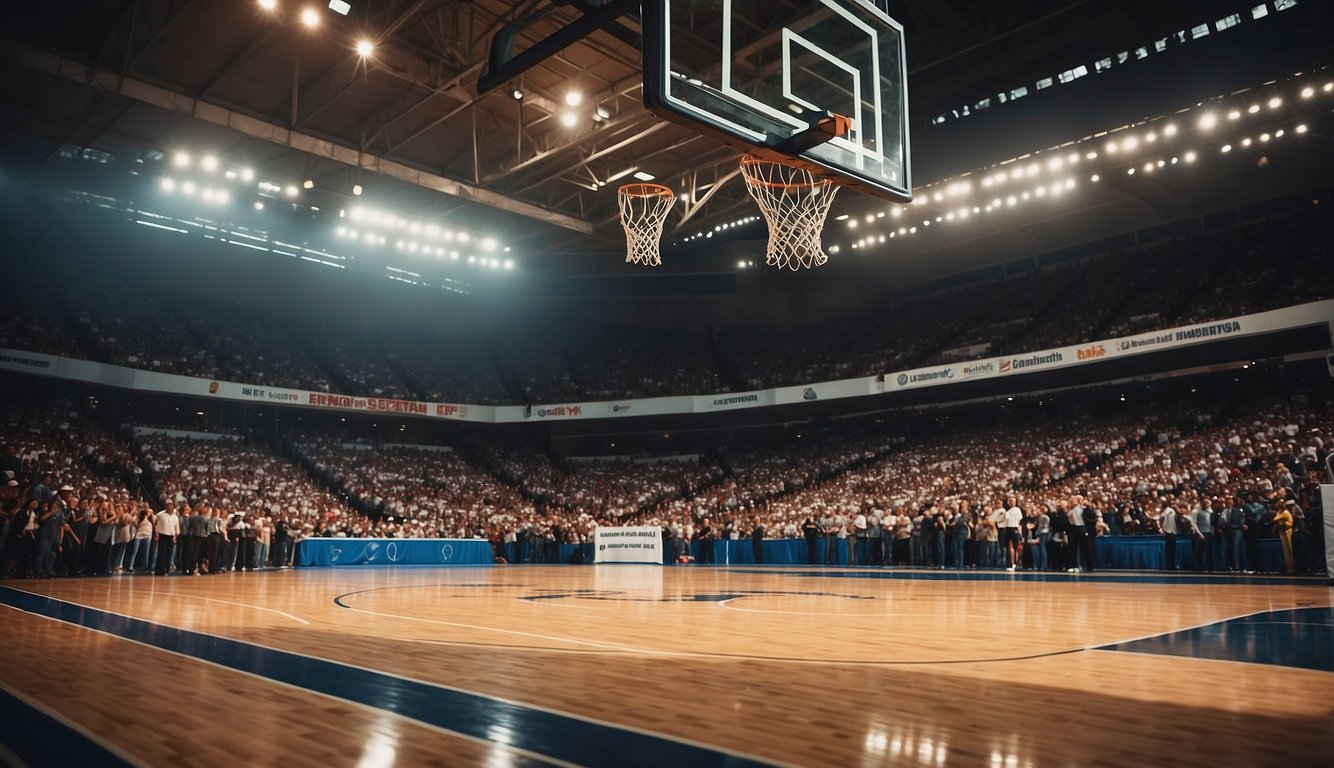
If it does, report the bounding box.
[739,155,835,192]
[618,183,676,199]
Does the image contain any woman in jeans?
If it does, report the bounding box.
[127,508,153,573]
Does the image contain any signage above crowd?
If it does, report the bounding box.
[2,301,1330,425]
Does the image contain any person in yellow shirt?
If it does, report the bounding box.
[1272,501,1296,575]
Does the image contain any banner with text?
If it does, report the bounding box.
[593,526,665,564]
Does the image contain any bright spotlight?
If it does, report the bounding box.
[1163,124,1177,137]
[182,181,197,195]
[200,155,219,172]
[1247,104,1260,114]
[565,91,582,107]
[1197,113,1217,130]
[254,201,264,210]
[512,88,524,100]
[352,184,363,196]
[559,112,577,127]
[355,40,374,57]
[1295,124,1308,134]
[503,260,513,270]
[216,190,231,204]
[457,232,470,243]
[285,184,298,197]
[1122,136,1138,151]
[302,179,314,189]
[160,178,176,192]
[1300,86,1314,99]
[258,0,277,10]
[240,168,255,182]
[173,152,191,168]
[1220,144,1232,153]
[329,0,351,15]
[1183,151,1197,163]
[300,7,319,27]
[1090,173,1100,182]
[1267,96,1282,109]
[1228,110,1241,120]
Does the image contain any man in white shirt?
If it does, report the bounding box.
[153,505,181,576]
[1003,496,1023,571]
[1159,497,1180,572]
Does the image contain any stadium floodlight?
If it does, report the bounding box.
[1184,151,1197,163]
[1090,173,1100,182]
[565,91,582,107]
[285,184,299,197]
[511,88,524,100]
[1247,104,1260,114]
[329,0,351,16]
[254,201,264,210]
[303,179,314,189]
[173,152,191,168]
[1122,136,1139,151]
[1221,144,1232,153]
[301,7,319,27]
[559,112,577,127]
[1197,112,1218,130]
[1295,124,1308,134]
[355,40,374,57]
[1267,96,1282,109]
[1228,110,1241,121]
[352,184,363,196]
[160,178,176,192]
[1163,124,1178,137]
[240,168,255,182]
[258,0,277,11]
[200,155,219,172]
[182,181,197,195]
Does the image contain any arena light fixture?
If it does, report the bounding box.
[1267,96,1282,109]
[1247,104,1260,114]
[1184,151,1197,163]
[1163,124,1177,137]
[559,112,577,127]
[253,201,264,210]
[1300,86,1314,99]
[355,40,374,57]
[1228,109,1241,120]
[285,184,299,197]
[160,177,176,192]
[565,91,582,107]
[240,167,255,182]
[328,0,351,15]
[511,88,524,100]
[352,184,363,196]
[173,152,191,168]
[200,155,219,172]
[258,0,277,10]
[300,7,319,27]
[1295,124,1307,134]
[1197,112,1217,130]
[303,179,314,189]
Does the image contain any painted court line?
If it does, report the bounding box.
[0,675,148,768]
[0,587,791,768]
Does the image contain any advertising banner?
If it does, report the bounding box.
[593,526,665,564]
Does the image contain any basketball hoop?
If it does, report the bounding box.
[618,183,676,267]
[740,155,840,270]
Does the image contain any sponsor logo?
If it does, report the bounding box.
[961,362,995,378]
[208,381,219,394]
[611,403,632,413]
[435,404,468,418]
[0,354,51,370]
[1076,344,1105,361]
[1174,320,1242,341]
[536,405,583,418]
[907,367,955,384]
[802,387,818,401]
[896,373,909,386]
[711,394,759,407]
[1003,351,1065,373]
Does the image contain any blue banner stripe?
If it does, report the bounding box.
[0,587,774,768]
[0,685,138,768]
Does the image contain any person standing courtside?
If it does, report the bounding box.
[154,504,180,576]
[1159,497,1179,572]
[750,515,765,564]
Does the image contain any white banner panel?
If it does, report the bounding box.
[593,526,665,564]
[1322,485,1333,581]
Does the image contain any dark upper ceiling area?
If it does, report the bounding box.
[0,0,1330,267]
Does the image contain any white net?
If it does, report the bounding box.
[740,155,840,270]
[618,183,676,267]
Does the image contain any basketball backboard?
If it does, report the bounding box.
[643,0,911,202]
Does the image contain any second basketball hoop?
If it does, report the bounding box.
[740,155,840,270]
[618,183,677,267]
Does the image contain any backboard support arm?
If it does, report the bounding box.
[477,0,640,95]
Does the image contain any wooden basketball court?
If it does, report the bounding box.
[3,566,1332,767]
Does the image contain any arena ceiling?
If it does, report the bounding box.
[0,0,1331,275]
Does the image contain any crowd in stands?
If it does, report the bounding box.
[2,207,1328,403]
[1,378,1328,577]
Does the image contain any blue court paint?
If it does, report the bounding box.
[0,685,137,768]
[0,587,776,768]
[1100,607,1334,672]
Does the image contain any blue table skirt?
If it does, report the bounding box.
[297,538,493,566]
[302,536,1288,571]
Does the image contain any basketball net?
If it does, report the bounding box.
[618,183,676,267]
[740,155,840,270]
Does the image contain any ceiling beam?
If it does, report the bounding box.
[2,40,593,234]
